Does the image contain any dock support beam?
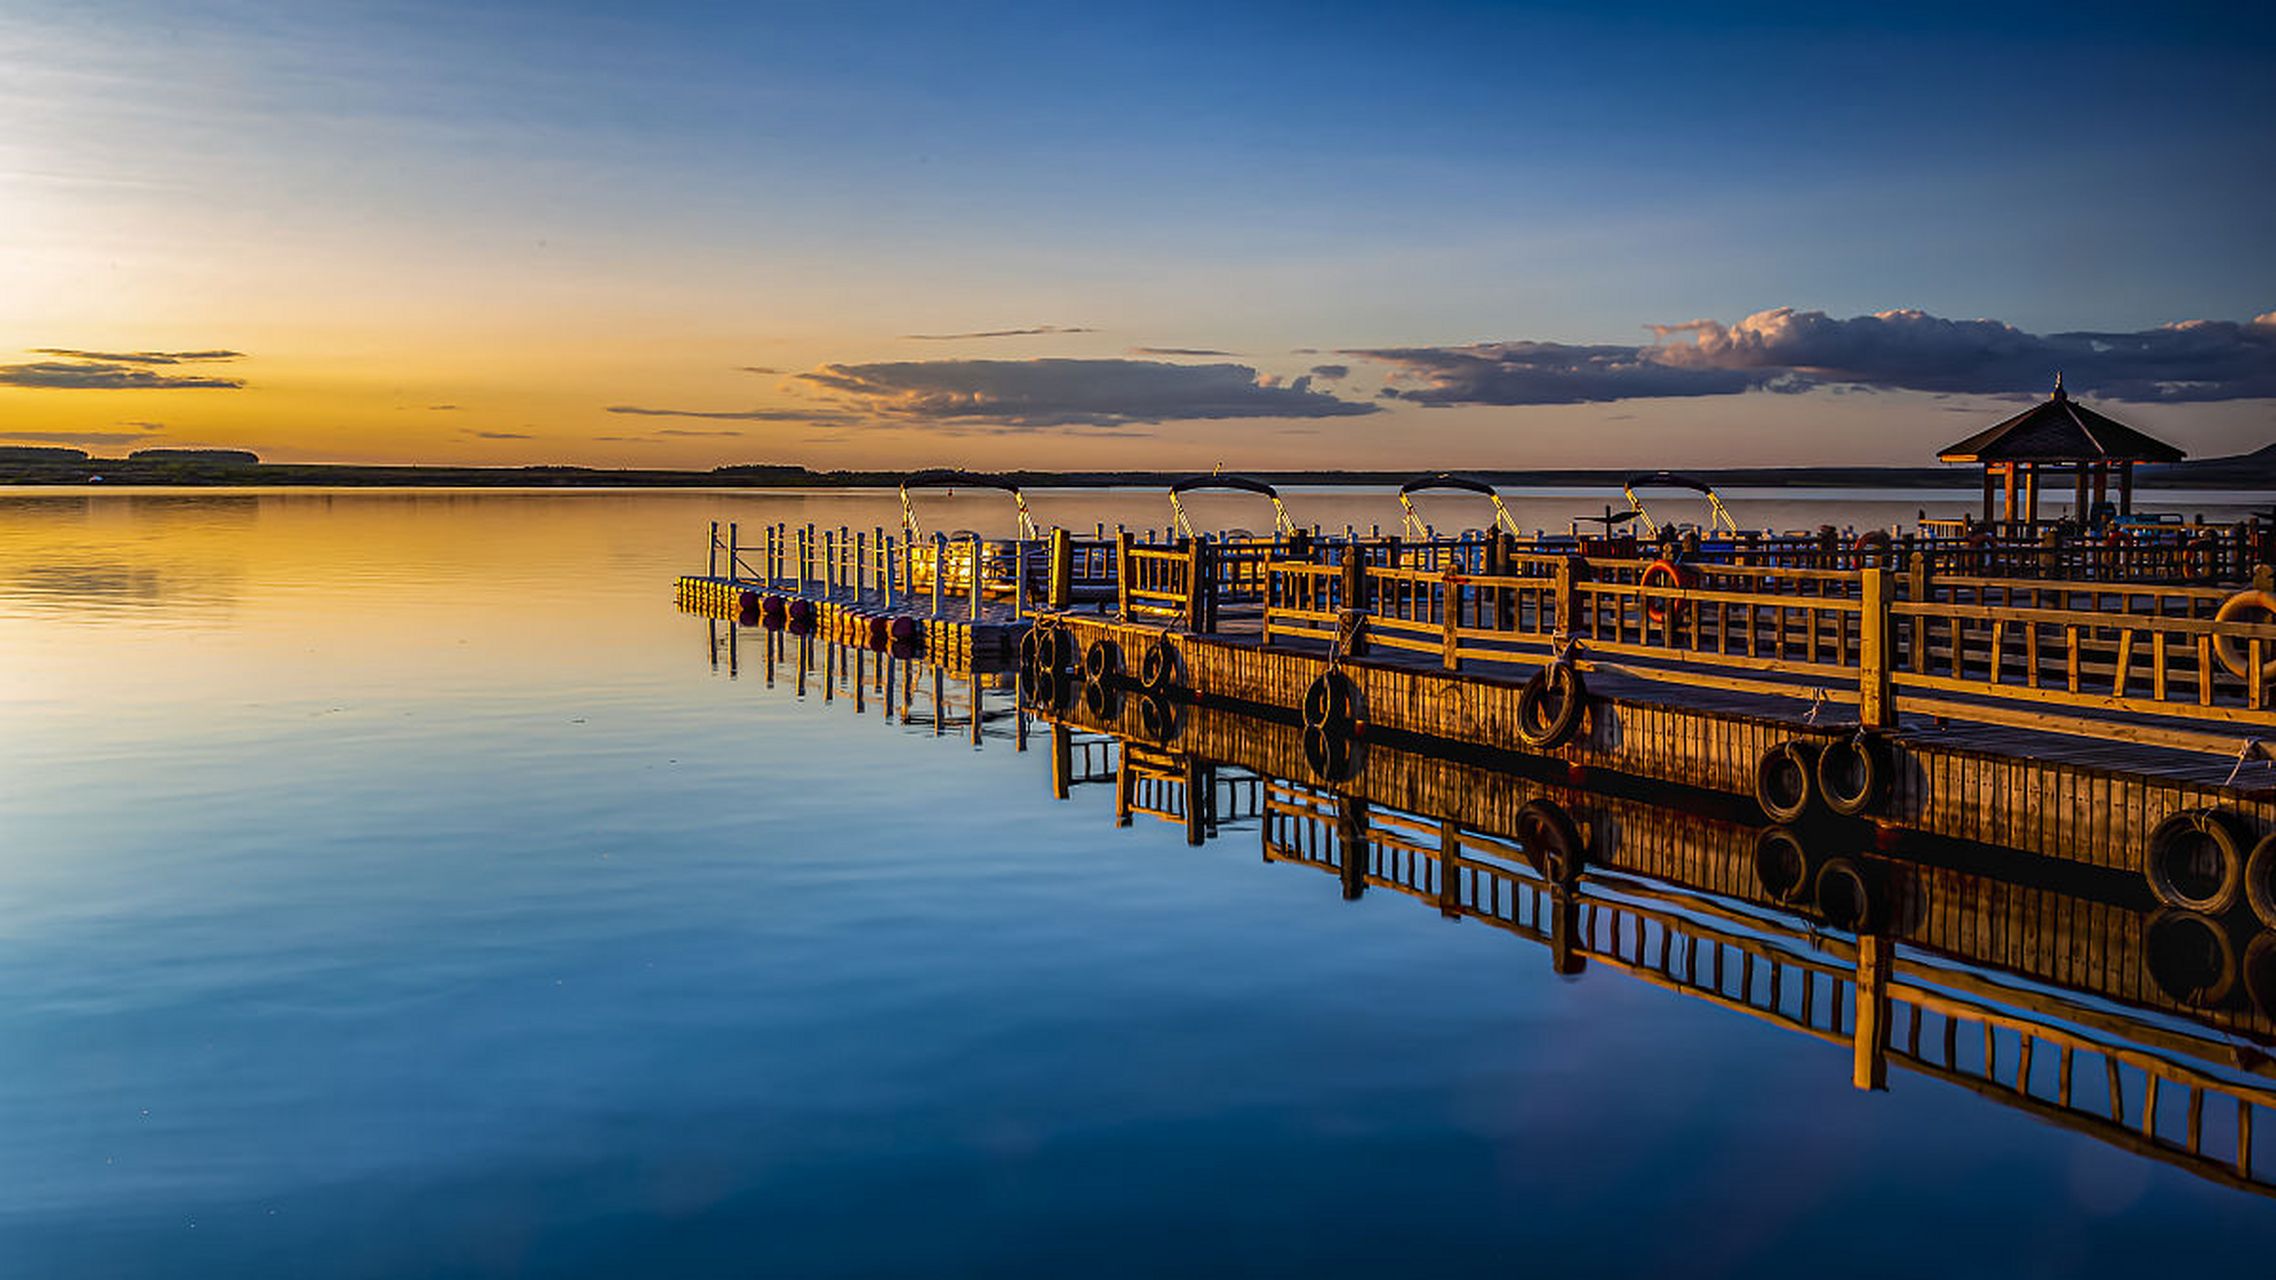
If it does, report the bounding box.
[1859,566,1895,728]
[1853,933,1891,1091]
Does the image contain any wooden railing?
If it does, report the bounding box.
[1257,550,2276,747]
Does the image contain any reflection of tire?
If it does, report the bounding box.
[1303,671,1356,731]
[2145,810,2247,915]
[1140,639,1180,692]
[1816,734,1891,817]
[1813,857,1880,932]
[2145,908,2239,1007]
[1515,800,1583,885]
[1516,665,1586,749]
[2246,832,2276,931]
[1081,678,1121,721]
[1137,691,1180,743]
[1303,725,1358,781]
[1753,827,1816,903]
[2244,932,2276,1020]
[1754,740,1822,824]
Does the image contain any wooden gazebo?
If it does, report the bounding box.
[1937,375,2185,527]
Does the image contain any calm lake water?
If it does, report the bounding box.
[2,487,2271,1277]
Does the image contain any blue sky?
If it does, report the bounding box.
[2,0,2270,466]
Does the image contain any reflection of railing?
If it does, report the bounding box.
[1259,777,2276,1196]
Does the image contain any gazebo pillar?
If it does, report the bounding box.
[2119,462,2134,515]
[1982,467,1996,522]
[2002,462,2019,523]
[2092,463,2109,514]
[2024,463,2041,523]
[2073,464,2090,521]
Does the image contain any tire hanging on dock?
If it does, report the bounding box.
[1815,733,1892,817]
[2246,832,2276,932]
[1140,638,1181,693]
[1302,670,1358,732]
[1753,740,1822,825]
[2144,809,2247,915]
[1516,664,1586,750]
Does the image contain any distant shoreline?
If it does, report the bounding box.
[3,449,2272,492]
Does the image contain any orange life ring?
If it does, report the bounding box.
[1852,529,1891,568]
[2213,589,2276,681]
[1640,558,1694,626]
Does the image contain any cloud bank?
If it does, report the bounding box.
[794,358,1379,428]
[605,404,850,423]
[1351,308,2276,405]
[903,325,1095,341]
[2,347,246,390]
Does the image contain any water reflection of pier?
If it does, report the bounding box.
[705,635,2276,1200]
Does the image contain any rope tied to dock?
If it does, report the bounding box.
[2221,738,2273,788]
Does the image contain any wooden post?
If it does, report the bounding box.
[1441,575,1460,671]
[1049,527,1073,610]
[1340,543,1369,656]
[1554,554,1579,640]
[931,532,945,617]
[1115,756,1134,827]
[1051,723,1072,799]
[1116,529,1135,620]
[1853,933,1891,1090]
[883,534,895,607]
[1859,566,1894,728]
[707,520,719,577]
[1184,537,1207,633]
[1437,820,1461,919]
[969,533,983,622]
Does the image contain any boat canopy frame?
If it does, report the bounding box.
[1622,471,1739,538]
[1398,473,1521,539]
[1169,474,1295,539]
[899,470,1038,541]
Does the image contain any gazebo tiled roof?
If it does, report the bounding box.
[1938,377,2185,465]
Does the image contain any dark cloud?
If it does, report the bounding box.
[0,429,158,444]
[903,325,1094,341]
[1348,308,2276,406]
[1132,346,1239,357]
[466,430,532,440]
[1309,364,1350,380]
[0,360,245,390]
[120,421,165,430]
[736,365,782,374]
[1352,341,1763,406]
[428,404,460,411]
[657,427,744,437]
[30,348,243,365]
[604,404,849,423]
[793,357,1379,428]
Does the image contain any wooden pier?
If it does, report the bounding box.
[678,508,2276,914]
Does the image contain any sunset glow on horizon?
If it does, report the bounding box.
[5,1,2272,471]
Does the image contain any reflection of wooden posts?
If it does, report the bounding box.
[1048,528,1073,610]
[1853,933,1891,1090]
[1437,820,1461,918]
[1116,530,1134,620]
[1184,759,1207,846]
[1548,886,1585,976]
[1859,566,1894,728]
[1336,794,1368,900]
[852,646,864,713]
[970,674,982,746]
[1115,755,1134,827]
[1051,723,1072,799]
[931,666,944,737]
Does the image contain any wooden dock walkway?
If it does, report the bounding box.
[677,516,2276,914]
